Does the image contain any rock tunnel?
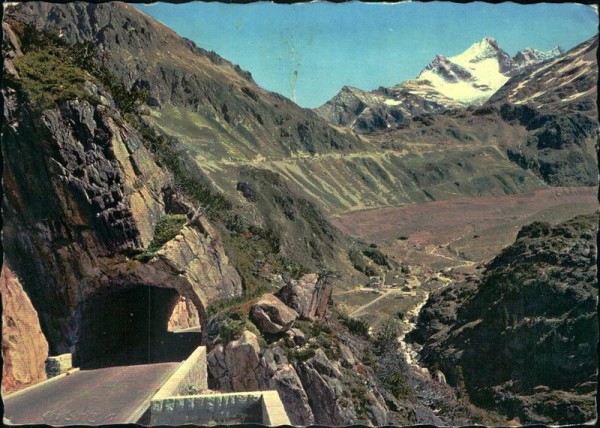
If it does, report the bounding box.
[74,285,204,369]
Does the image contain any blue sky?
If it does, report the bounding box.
[138,2,598,108]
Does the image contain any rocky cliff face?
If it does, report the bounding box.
[167,296,200,331]
[1,265,49,394]
[4,2,367,289]
[411,214,598,424]
[2,20,241,382]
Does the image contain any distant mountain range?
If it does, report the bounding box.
[315,38,563,133]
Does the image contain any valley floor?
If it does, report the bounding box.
[333,186,597,326]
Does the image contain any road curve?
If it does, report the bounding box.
[4,362,179,425]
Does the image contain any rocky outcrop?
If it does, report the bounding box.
[468,103,598,187]
[505,111,597,186]
[250,294,298,335]
[207,286,394,426]
[207,331,267,392]
[412,214,598,425]
[263,352,315,426]
[207,332,315,426]
[207,330,361,426]
[2,21,242,372]
[294,349,358,425]
[167,296,200,331]
[1,265,49,394]
[276,273,333,320]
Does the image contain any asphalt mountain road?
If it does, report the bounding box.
[4,362,179,425]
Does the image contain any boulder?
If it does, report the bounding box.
[207,331,267,392]
[276,273,333,320]
[338,343,356,368]
[250,294,298,335]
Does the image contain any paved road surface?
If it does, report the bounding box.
[4,362,179,425]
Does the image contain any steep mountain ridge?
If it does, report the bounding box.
[316,37,563,133]
[6,2,561,229]
[6,1,364,161]
[488,35,598,116]
[512,46,563,70]
[358,35,598,188]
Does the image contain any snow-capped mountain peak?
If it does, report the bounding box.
[316,36,568,133]
[413,37,562,104]
[415,37,513,103]
[452,37,503,63]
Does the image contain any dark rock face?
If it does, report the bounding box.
[492,103,598,186]
[413,215,598,425]
[424,55,474,82]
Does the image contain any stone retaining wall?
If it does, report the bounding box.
[153,346,207,399]
[150,391,262,425]
[149,345,291,426]
[45,354,72,378]
[150,391,291,426]
[261,390,292,425]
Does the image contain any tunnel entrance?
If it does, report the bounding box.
[75,285,202,369]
